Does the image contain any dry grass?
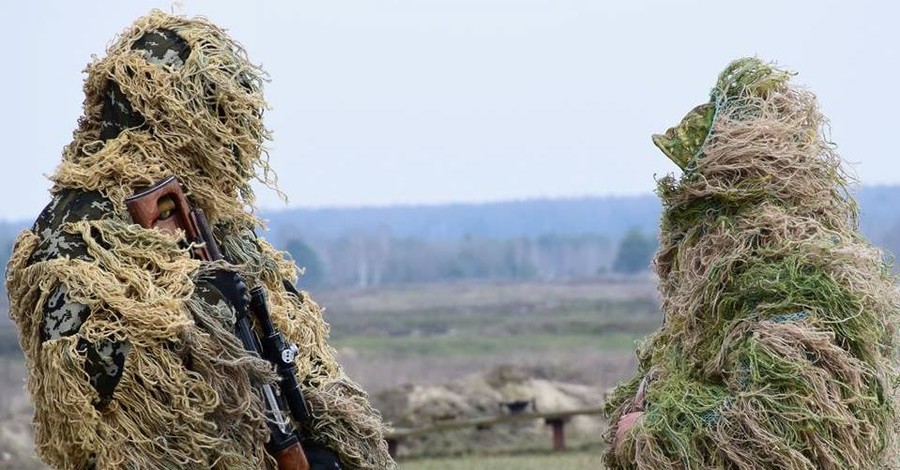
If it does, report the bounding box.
[325,279,654,397]
[338,350,637,396]
[317,278,657,316]
[401,450,605,469]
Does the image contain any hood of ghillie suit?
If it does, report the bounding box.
[603,58,899,469]
[52,10,275,230]
[6,10,394,470]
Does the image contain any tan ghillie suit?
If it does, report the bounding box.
[6,10,394,470]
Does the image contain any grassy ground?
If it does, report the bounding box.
[401,451,605,469]
[318,278,658,394]
[335,331,641,357]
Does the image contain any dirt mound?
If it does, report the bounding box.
[375,365,605,457]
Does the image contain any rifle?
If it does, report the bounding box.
[125,176,311,470]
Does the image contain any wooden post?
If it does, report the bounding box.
[386,438,398,458]
[545,418,566,452]
[385,406,606,460]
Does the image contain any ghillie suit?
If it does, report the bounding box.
[5,10,394,470]
[604,58,899,469]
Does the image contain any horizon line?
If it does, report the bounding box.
[2,183,898,225]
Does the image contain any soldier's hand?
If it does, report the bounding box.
[614,411,643,457]
[202,268,250,313]
[302,441,343,470]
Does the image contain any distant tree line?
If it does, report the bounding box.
[4,184,900,292]
[612,229,656,275]
[0,229,657,295]
[0,236,13,297]
[279,230,657,289]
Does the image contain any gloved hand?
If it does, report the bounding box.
[201,268,250,314]
[302,441,343,470]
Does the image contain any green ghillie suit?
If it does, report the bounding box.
[604,58,899,469]
[5,10,394,470]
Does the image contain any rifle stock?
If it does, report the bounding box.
[125,176,219,260]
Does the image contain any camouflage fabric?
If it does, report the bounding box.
[30,191,124,402]
[651,103,715,171]
[130,29,189,68]
[99,28,187,141]
[29,189,239,406]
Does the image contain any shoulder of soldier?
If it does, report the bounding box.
[32,189,116,234]
[28,189,117,264]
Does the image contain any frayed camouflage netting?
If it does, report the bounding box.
[604,58,899,469]
[6,10,393,469]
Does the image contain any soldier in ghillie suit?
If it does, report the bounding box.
[5,10,394,470]
[605,58,899,469]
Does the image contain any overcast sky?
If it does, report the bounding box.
[0,0,896,221]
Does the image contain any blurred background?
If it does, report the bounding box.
[1,1,898,468]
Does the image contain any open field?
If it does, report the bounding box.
[321,278,655,461]
[402,450,605,469]
[0,278,659,467]
[318,278,657,394]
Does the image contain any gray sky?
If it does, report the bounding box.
[1,0,897,221]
